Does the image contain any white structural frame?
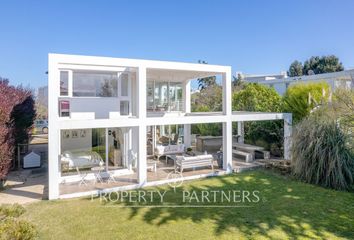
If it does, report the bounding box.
[48,54,292,200]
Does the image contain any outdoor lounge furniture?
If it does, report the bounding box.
[60,150,104,170]
[232,143,270,162]
[196,136,222,152]
[155,144,185,162]
[175,154,214,173]
[232,149,254,163]
[76,167,88,186]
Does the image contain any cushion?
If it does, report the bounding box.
[169,145,178,151]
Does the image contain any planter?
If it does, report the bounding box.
[216,151,223,168]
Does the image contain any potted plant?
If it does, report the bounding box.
[186,147,195,156]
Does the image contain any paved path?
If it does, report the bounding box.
[0,168,48,205]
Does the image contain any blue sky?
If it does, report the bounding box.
[1,0,354,89]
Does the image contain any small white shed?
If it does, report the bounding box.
[23,151,41,168]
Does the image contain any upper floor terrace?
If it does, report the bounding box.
[49,54,232,122]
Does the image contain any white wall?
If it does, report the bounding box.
[61,129,92,152]
[69,98,120,119]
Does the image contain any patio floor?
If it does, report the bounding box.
[59,156,269,196]
[59,157,223,196]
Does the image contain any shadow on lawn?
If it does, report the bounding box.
[103,171,354,239]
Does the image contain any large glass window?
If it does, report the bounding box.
[60,127,132,176]
[60,128,106,176]
[73,71,118,97]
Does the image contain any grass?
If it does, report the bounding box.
[22,170,354,240]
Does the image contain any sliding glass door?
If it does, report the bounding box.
[147,80,183,112]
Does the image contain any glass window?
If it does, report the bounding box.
[73,71,118,97]
[154,82,168,111]
[121,73,129,97]
[120,101,130,115]
[60,128,106,176]
[60,71,69,96]
[146,81,154,111]
[169,82,183,111]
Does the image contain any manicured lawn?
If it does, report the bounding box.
[22,170,354,240]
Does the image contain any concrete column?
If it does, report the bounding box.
[222,68,233,172]
[284,113,292,160]
[183,124,191,147]
[223,121,233,173]
[222,70,232,116]
[48,55,60,200]
[183,79,191,148]
[183,80,191,113]
[138,126,147,185]
[137,66,147,185]
[237,121,244,143]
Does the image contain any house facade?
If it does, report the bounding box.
[240,70,354,95]
[48,54,292,200]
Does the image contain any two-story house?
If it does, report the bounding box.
[48,54,292,200]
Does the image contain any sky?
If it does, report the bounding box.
[1,0,354,89]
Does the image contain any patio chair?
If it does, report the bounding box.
[91,165,104,184]
[76,167,88,186]
[106,171,117,184]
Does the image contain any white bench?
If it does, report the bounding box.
[175,154,214,173]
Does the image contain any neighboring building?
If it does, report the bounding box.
[37,86,48,108]
[36,86,48,119]
[240,70,354,95]
[48,54,292,200]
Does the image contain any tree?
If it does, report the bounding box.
[192,84,222,112]
[303,55,344,75]
[283,82,330,123]
[232,73,244,87]
[0,78,36,181]
[197,60,217,90]
[288,60,303,77]
[232,83,284,155]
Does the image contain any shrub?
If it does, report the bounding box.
[0,219,37,240]
[232,83,283,155]
[0,204,25,218]
[292,114,354,191]
[283,82,330,123]
[192,105,222,136]
[0,204,37,240]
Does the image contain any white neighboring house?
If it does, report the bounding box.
[48,54,292,200]
[240,70,354,95]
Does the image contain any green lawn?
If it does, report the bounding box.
[22,170,354,240]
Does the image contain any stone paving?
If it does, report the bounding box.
[0,167,48,205]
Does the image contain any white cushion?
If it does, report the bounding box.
[169,145,178,151]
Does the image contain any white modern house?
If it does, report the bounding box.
[240,70,354,95]
[48,54,292,200]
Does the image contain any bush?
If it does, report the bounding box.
[283,82,330,123]
[0,204,25,218]
[0,204,37,240]
[192,105,222,136]
[0,78,36,180]
[232,83,283,155]
[292,114,354,191]
[0,219,37,240]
